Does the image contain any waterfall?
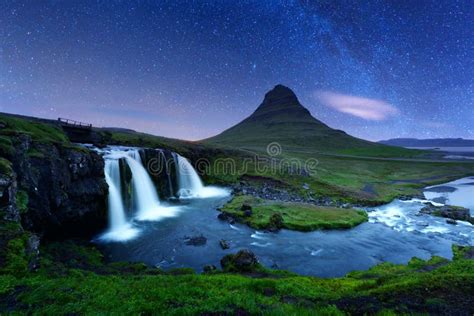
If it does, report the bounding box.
[100,152,140,242]
[125,150,162,220]
[104,159,127,229]
[174,153,204,197]
[124,149,180,221]
[174,153,229,198]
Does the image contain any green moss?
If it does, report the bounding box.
[0,241,472,314]
[15,191,29,214]
[0,157,12,176]
[0,232,30,276]
[221,195,368,231]
[452,245,473,261]
[0,135,14,157]
[0,114,69,144]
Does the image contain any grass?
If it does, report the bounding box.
[0,114,69,144]
[221,195,368,231]
[15,191,28,214]
[0,242,472,314]
[0,157,12,176]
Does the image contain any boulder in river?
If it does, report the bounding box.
[446,219,457,225]
[219,239,230,249]
[420,202,472,223]
[217,212,235,224]
[185,235,207,246]
[220,249,260,272]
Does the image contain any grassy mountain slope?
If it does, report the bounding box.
[204,85,421,158]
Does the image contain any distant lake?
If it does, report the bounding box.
[408,147,474,160]
[408,146,474,152]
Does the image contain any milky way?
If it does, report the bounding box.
[1,1,472,140]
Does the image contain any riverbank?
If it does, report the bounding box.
[1,241,473,315]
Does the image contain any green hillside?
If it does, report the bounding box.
[204,85,421,158]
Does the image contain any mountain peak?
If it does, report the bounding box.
[263,84,298,103]
[204,84,376,151]
[251,84,311,121]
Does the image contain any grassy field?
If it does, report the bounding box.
[0,242,472,315]
[221,195,368,231]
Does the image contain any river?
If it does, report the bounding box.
[97,177,473,277]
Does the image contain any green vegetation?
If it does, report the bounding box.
[0,114,69,144]
[0,242,472,314]
[15,191,29,214]
[0,222,31,276]
[0,157,12,176]
[0,135,14,157]
[221,195,368,231]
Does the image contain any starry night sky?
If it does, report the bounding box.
[1,1,473,141]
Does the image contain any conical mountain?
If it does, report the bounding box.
[204,85,378,153]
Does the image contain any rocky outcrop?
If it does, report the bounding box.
[0,161,19,222]
[420,202,473,223]
[10,135,108,239]
[0,159,40,274]
[268,213,284,232]
[220,249,260,272]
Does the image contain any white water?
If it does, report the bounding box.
[100,156,139,242]
[424,177,474,215]
[368,198,473,245]
[174,153,230,198]
[126,150,181,221]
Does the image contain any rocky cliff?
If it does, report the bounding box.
[0,115,108,240]
[12,135,108,239]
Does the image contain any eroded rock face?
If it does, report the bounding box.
[11,136,108,239]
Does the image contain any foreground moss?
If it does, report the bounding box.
[0,242,473,315]
[221,195,368,231]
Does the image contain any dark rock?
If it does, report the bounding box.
[243,209,252,217]
[420,202,472,222]
[203,265,217,273]
[217,212,235,224]
[220,249,259,272]
[0,169,19,222]
[267,213,284,232]
[219,239,230,250]
[185,235,207,246]
[446,218,457,225]
[241,203,252,211]
[141,149,178,199]
[11,137,108,239]
[25,234,40,271]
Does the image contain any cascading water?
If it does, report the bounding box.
[174,153,204,197]
[125,150,163,220]
[99,152,140,242]
[104,159,127,228]
[174,153,229,198]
